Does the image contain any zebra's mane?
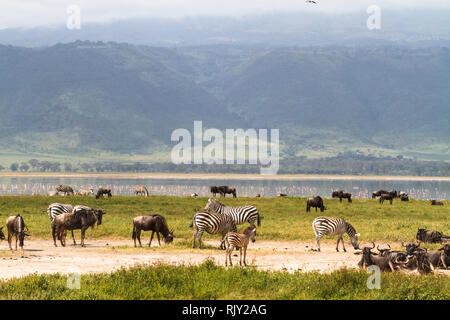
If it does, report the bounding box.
[346,222,357,237]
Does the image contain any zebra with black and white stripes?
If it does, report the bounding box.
[312,216,360,252]
[189,211,237,249]
[204,198,261,227]
[224,226,257,266]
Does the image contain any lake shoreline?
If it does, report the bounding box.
[0,172,449,181]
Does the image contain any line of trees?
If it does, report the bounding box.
[1,155,449,176]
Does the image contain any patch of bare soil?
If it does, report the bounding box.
[0,239,447,279]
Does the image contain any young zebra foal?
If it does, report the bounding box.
[224,226,257,267]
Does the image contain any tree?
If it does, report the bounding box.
[19,163,30,172]
[10,163,19,171]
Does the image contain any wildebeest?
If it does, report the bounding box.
[218,186,237,198]
[6,214,29,250]
[306,196,325,212]
[46,190,59,196]
[439,244,450,269]
[376,244,408,266]
[96,187,112,199]
[331,190,352,203]
[372,190,388,199]
[75,188,94,196]
[402,241,440,271]
[0,226,5,242]
[134,185,149,197]
[278,193,288,197]
[132,215,174,247]
[379,193,394,205]
[431,200,444,206]
[53,208,106,247]
[210,186,220,197]
[357,242,397,272]
[56,184,74,196]
[416,228,447,244]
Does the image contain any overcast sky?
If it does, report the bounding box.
[1,0,449,29]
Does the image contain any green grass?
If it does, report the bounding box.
[0,260,448,300]
[0,195,448,245]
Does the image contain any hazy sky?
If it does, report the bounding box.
[1,0,449,29]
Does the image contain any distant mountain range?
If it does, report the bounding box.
[0,41,449,164]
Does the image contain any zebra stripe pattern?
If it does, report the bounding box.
[47,203,73,224]
[224,226,257,266]
[204,198,260,227]
[312,216,360,252]
[191,211,237,249]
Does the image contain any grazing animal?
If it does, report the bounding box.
[416,228,446,244]
[379,193,394,205]
[332,190,351,202]
[47,203,74,242]
[224,226,257,267]
[191,193,199,197]
[439,244,450,269]
[431,200,444,206]
[0,227,5,241]
[358,242,396,272]
[189,211,237,249]
[414,251,435,274]
[402,242,441,270]
[53,208,106,247]
[46,190,59,196]
[306,196,325,212]
[204,198,261,227]
[372,190,388,199]
[255,194,261,198]
[134,185,149,197]
[376,244,408,266]
[400,194,409,201]
[96,187,112,199]
[278,193,288,197]
[312,217,360,252]
[217,186,237,198]
[132,215,174,247]
[75,188,94,196]
[210,186,220,197]
[6,214,29,250]
[56,184,74,196]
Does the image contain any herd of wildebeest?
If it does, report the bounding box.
[1,184,449,272]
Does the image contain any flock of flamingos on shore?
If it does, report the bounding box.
[0,182,447,200]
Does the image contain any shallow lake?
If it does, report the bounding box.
[0,176,448,200]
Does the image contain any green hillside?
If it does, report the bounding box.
[0,41,449,164]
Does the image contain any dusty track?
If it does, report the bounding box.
[0,239,448,279]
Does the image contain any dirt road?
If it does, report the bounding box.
[0,239,447,279]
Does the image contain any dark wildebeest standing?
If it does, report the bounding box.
[210,186,220,197]
[6,214,29,250]
[56,184,74,196]
[218,186,237,198]
[372,190,388,199]
[306,196,325,212]
[332,190,352,202]
[134,185,149,197]
[431,200,444,206]
[379,193,394,205]
[53,208,106,247]
[132,215,174,247]
[96,187,112,199]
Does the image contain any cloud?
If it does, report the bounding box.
[0,0,449,29]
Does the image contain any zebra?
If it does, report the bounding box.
[204,198,261,227]
[312,216,360,252]
[224,226,257,267]
[189,211,237,249]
